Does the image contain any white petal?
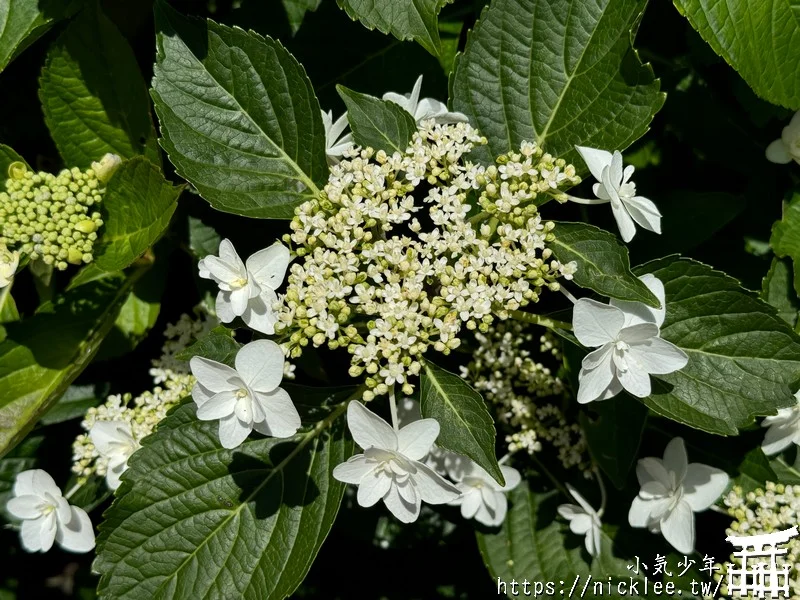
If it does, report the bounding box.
[235,340,284,392]
[195,391,237,420]
[476,494,506,527]
[627,338,688,375]
[191,382,215,408]
[762,405,799,427]
[480,485,499,511]
[498,466,521,492]
[460,488,482,519]
[105,458,126,490]
[20,516,50,552]
[566,484,598,517]
[229,286,250,316]
[640,480,669,499]
[766,139,792,164]
[577,360,617,404]
[396,479,417,505]
[55,506,95,553]
[215,291,236,323]
[618,364,651,398]
[660,501,695,554]
[246,244,291,291]
[586,523,602,557]
[90,421,133,456]
[619,322,659,344]
[582,344,613,370]
[762,420,800,455]
[682,464,729,511]
[190,357,240,393]
[572,299,625,347]
[356,471,392,507]
[253,387,301,438]
[412,461,461,504]
[346,401,397,451]
[568,513,593,535]
[396,419,439,460]
[663,437,688,484]
[383,483,420,523]
[332,455,375,484]
[14,469,60,498]
[623,196,661,235]
[218,414,252,449]
[6,495,43,519]
[55,496,72,525]
[557,503,584,521]
[628,496,654,528]
[636,457,672,489]
[610,199,638,242]
[329,112,350,142]
[382,91,411,111]
[218,239,244,270]
[607,152,624,187]
[407,75,423,115]
[575,146,613,182]
[241,293,278,335]
[610,274,666,327]
[199,252,244,284]
[40,511,57,552]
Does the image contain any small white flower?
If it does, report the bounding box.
[322,110,355,164]
[333,401,461,523]
[5,469,95,553]
[569,146,661,243]
[383,75,469,125]
[628,438,729,554]
[90,152,122,184]
[766,110,800,165]
[761,391,800,455]
[557,484,603,557]
[0,245,19,288]
[89,421,140,490]
[447,457,521,527]
[199,239,290,334]
[190,339,301,448]
[574,274,688,403]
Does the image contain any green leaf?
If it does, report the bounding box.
[580,396,647,489]
[451,0,664,166]
[635,256,800,435]
[337,85,416,154]
[175,329,241,367]
[0,286,18,325]
[771,453,800,484]
[38,3,159,169]
[0,144,29,176]
[550,222,660,307]
[39,383,106,425]
[0,0,80,74]
[281,0,321,34]
[152,3,327,219]
[420,360,503,486]
[337,0,448,56]
[188,216,221,259]
[770,194,800,296]
[762,257,799,329]
[93,158,182,272]
[673,0,800,109]
[731,448,777,495]
[477,482,648,599]
[0,271,142,456]
[95,395,354,600]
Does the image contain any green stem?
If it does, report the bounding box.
[388,385,399,431]
[593,465,607,518]
[508,309,573,331]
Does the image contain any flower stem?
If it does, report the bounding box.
[559,286,578,305]
[566,195,610,206]
[388,385,399,431]
[64,482,82,501]
[508,310,573,331]
[593,466,607,518]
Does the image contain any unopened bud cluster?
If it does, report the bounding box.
[461,322,590,475]
[276,120,580,396]
[0,156,118,271]
[717,483,800,598]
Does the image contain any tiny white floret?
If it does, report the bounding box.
[570,146,661,243]
[333,401,461,523]
[5,469,95,553]
[383,75,469,125]
[447,456,521,527]
[557,484,603,557]
[761,390,800,455]
[199,239,290,334]
[190,339,300,449]
[89,420,140,490]
[574,274,687,403]
[766,110,800,165]
[628,438,729,554]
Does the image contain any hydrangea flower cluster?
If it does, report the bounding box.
[0,154,119,271]
[461,322,590,474]
[277,120,580,398]
[720,482,800,598]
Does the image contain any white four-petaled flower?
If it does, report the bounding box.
[447,457,521,527]
[321,110,355,165]
[199,239,290,334]
[190,339,301,449]
[766,110,800,166]
[628,437,729,554]
[6,469,95,553]
[761,390,800,455]
[574,274,688,403]
[333,401,461,523]
[383,75,469,125]
[569,146,661,243]
[89,420,140,490]
[0,245,19,288]
[557,484,603,557]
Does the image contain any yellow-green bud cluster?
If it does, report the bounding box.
[0,162,105,270]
